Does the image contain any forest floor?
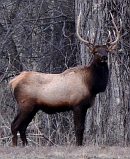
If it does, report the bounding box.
[0,146,130,159]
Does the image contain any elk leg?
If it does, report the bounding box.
[11,112,22,146]
[73,106,87,146]
[19,109,37,146]
[11,107,37,146]
[11,128,18,146]
[19,129,28,147]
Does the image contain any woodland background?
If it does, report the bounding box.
[0,0,130,147]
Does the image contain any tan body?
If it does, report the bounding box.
[9,67,91,110]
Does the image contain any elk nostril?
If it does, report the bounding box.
[102,56,108,61]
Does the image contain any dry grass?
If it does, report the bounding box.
[0,146,130,159]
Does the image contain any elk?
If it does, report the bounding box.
[9,12,122,146]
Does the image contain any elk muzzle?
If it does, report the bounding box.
[102,55,108,61]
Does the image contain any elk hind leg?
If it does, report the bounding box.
[11,113,22,146]
[19,109,38,146]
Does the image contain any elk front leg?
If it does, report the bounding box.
[73,106,87,146]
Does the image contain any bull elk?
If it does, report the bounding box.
[9,12,122,146]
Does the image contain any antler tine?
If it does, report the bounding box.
[106,30,111,43]
[107,13,122,50]
[76,11,93,50]
[93,29,98,45]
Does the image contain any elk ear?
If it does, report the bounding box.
[84,43,94,53]
[91,47,96,54]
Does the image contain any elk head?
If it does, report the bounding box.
[76,11,122,63]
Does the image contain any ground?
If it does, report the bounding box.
[0,146,130,159]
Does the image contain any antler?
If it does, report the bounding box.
[76,11,94,51]
[77,11,122,51]
[107,13,122,50]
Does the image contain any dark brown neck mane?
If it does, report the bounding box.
[89,61,109,95]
